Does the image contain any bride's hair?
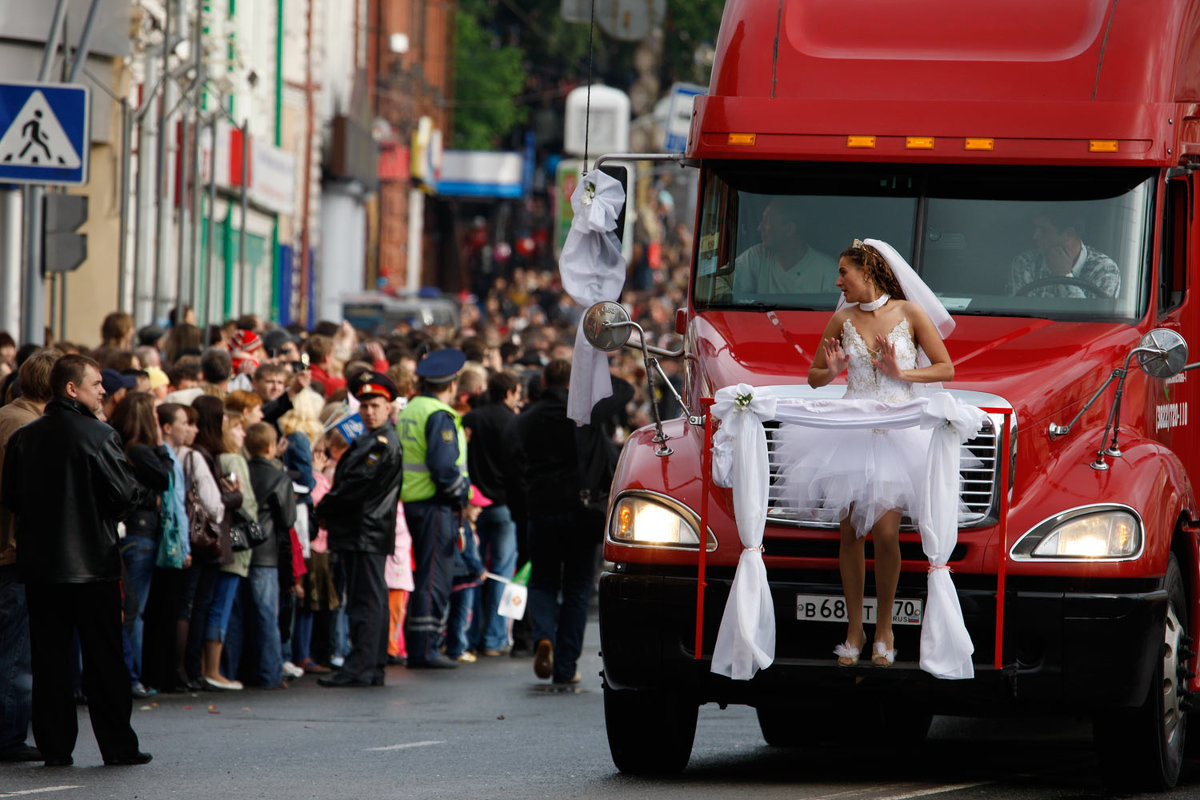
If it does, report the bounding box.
[840,242,906,300]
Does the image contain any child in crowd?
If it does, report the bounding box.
[385,503,414,665]
[444,488,488,663]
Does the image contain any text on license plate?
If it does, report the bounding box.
[795,594,923,625]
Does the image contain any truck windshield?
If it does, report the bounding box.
[692,163,1155,322]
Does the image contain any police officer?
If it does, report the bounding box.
[315,371,403,687]
[399,349,470,669]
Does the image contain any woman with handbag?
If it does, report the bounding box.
[173,404,225,690]
[188,396,254,691]
[110,391,173,697]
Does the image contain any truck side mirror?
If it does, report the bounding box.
[583,301,632,352]
[1135,328,1188,378]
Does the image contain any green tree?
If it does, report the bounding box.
[662,1,725,86]
[452,10,528,150]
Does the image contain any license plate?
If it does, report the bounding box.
[795,594,923,625]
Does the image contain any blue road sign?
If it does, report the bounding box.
[662,83,705,154]
[0,82,90,186]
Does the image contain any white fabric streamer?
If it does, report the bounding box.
[917,393,984,679]
[710,390,985,680]
[709,384,777,680]
[559,170,627,425]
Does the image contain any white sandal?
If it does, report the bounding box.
[871,640,896,667]
[834,641,862,666]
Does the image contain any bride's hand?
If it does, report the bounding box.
[872,335,903,379]
[822,337,849,375]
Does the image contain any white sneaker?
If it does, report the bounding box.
[330,656,344,668]
[203,676,243,691]
[282,661,304,679]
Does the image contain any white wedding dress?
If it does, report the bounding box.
[777,318,931,537]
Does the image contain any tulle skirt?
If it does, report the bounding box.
[775,424,932,538]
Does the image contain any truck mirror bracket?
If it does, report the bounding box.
[581,300,680,457]
[1048,329,1190,470]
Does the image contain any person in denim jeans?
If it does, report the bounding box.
[0,348,58,761]
[109,390,173,696]
[513,360,615,685]
[462,371,521,655]
[244,423,296,688]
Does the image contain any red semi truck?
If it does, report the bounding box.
[592,0,1200,790]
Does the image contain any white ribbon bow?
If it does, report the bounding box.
[917,391,986,679]
[559,170,627,425]
[709,383,777,680]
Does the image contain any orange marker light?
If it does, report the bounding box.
[846,136,876,149]
[905,136,935,150]
[1089,140,1119,153]
[964,138,995,151]
[727,133,756,146]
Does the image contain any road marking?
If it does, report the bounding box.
[0,788,84,798]
[868,784,991,800]
[365,740,445,752]
[809,784,989,800]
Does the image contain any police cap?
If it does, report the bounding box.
[350,371,398,402]
[415,348,466,384]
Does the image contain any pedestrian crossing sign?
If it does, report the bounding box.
[0,82,89,186]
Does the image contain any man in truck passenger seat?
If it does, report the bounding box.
[1006,209,1120,298]
[730,197,837,297]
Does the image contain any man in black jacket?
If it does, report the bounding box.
[1,354,151,767]
[514,359,627,686]
[316,372,403,687]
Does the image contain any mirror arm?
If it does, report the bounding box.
[591,152,687,173]
[1048,369,1121,440]
[631,341,683,358]
[649,357,685,412]
[1101,346,1164,462]
[602,319,674,457]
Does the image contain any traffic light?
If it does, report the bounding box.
[43,193,87,273]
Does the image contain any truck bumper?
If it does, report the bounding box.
[599,570,1167,713]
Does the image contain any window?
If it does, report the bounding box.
[1159,176,1188,315]
[693,163,1155,324]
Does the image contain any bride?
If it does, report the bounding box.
[785,239,954,667]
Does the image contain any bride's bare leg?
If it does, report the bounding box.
[838,517,866,661]
[871,510,902,662]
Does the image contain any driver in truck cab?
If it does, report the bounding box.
[1005,208,1120,298]
[730,197,838,296]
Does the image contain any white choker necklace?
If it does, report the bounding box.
[859,293,890,312]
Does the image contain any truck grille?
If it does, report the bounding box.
[763,414,1002,529]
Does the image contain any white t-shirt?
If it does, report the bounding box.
[732,244,838,296]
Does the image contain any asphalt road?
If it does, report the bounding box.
[4,617,1200,800]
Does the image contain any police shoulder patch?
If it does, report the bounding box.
[441,430,454,443]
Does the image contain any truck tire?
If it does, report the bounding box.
[604,686,698,774]
[757,705,819,747]
[1094,553,1189,791]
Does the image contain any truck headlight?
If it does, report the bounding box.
[1012,506,1142,560]
[609,493,716,551]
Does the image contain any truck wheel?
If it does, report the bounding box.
[1094,554,1189,791]
[604,686,698,774]
[757,706,821,747]
[877,697,933,747]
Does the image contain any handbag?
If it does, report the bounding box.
[156,476,187,570]
[184,452,222,560]
[229,507,267,552]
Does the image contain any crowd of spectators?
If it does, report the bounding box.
[0,197,692,759]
